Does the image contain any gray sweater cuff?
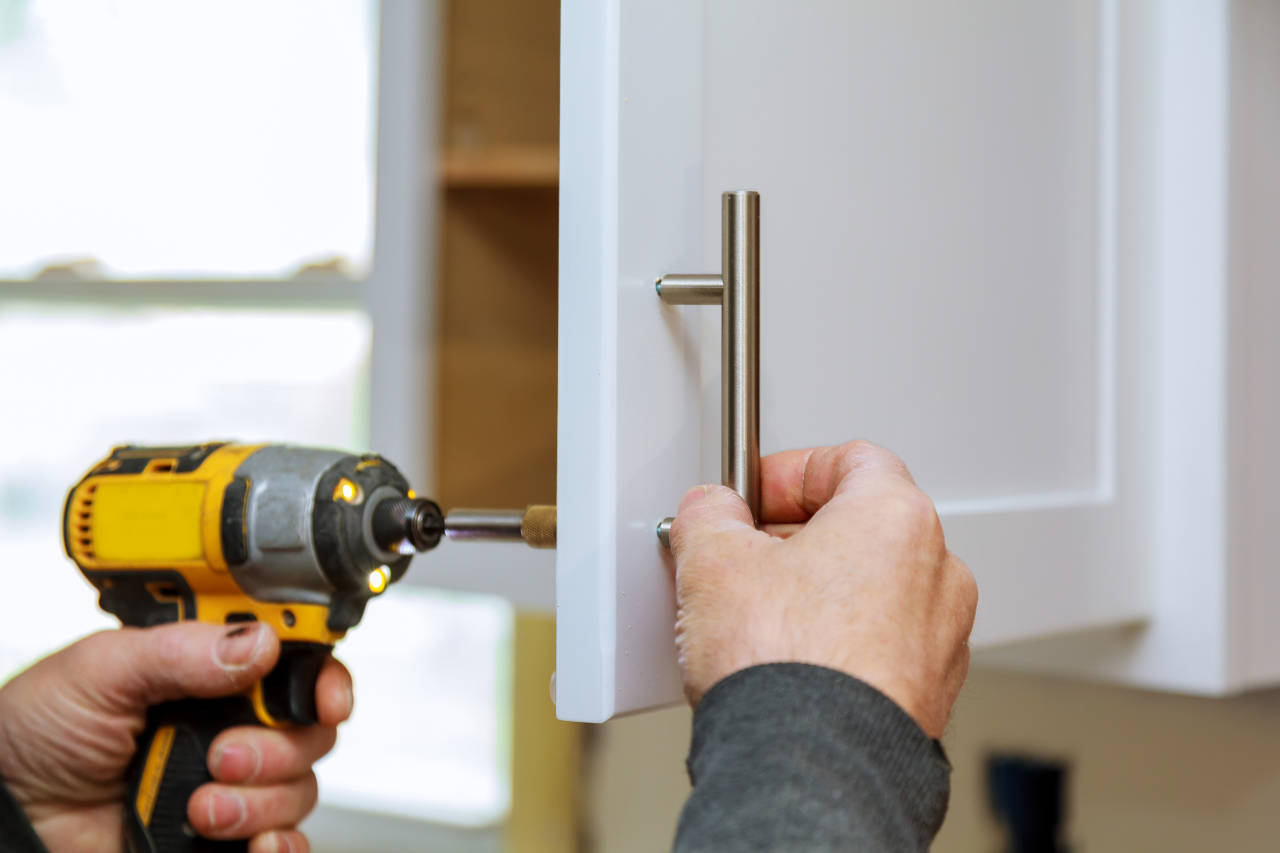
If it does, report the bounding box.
[675,663,951,852]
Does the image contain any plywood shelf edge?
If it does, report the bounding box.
[440,145,559,188]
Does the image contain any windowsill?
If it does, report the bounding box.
[302,804,504,853]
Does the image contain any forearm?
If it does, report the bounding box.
[673,664,951,853]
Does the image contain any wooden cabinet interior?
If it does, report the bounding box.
[434,2,576,853]
[438,0,558,190]
[436,189,557,508]
[436,0,559,510]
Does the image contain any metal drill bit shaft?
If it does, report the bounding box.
[444,505,556,549]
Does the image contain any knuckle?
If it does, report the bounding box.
[149,625,194,676]
[65,629,114,669]
[837,439,905,472]
[297,772,320,814]
[301,769,319,800]
[832,440,874,474]
[954,557,979,613]
[884,487,942,539]
[671,489,742,553]
[840,438,878,458]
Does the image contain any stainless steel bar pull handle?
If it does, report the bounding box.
[656,190,761,547]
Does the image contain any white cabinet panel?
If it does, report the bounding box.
[703,0,1103,503]
[556,0,1228,722]
[980,0,1280,696]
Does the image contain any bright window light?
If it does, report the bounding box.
[0,0,376,279]
[315,588,514,825]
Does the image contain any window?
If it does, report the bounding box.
[0,1,512,830]
[0,0,375,279]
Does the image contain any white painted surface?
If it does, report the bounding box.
[980,0,1280,696]
[557,0,702,722]
[558,0,1275,720]
[366,0,438,496]
[703,0,1103,503]
[558,0,1149,722]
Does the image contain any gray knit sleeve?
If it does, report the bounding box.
[672,663,951,852]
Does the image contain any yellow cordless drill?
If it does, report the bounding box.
[62,442,450,853]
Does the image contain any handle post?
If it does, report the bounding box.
[721,190,761,519]
[656,190,762,547]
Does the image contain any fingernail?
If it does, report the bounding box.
[677,484,718,514]
[260,832,288,853]
[343,683,355,719]
[211,742,261,783]
[207,790,246,834]
[215,623,266,671]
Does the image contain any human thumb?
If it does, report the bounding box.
[70,621,280,710]
[669,484,757,564]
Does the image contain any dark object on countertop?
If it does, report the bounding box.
[987,753,1070,853]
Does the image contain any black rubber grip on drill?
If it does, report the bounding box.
[123,643,333,853]
[124,697,257,853]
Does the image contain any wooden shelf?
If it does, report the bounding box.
[439,145,558,188]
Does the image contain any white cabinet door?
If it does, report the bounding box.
[557,0,1170,723]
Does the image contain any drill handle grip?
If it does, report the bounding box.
[124,698,256,853]
[123,643,334,852]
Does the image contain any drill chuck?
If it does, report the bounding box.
[371,497,445,554]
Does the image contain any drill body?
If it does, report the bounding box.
[63,442,444,852]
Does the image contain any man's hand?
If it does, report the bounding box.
[0,622,353,852]
[670,440,977,739]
